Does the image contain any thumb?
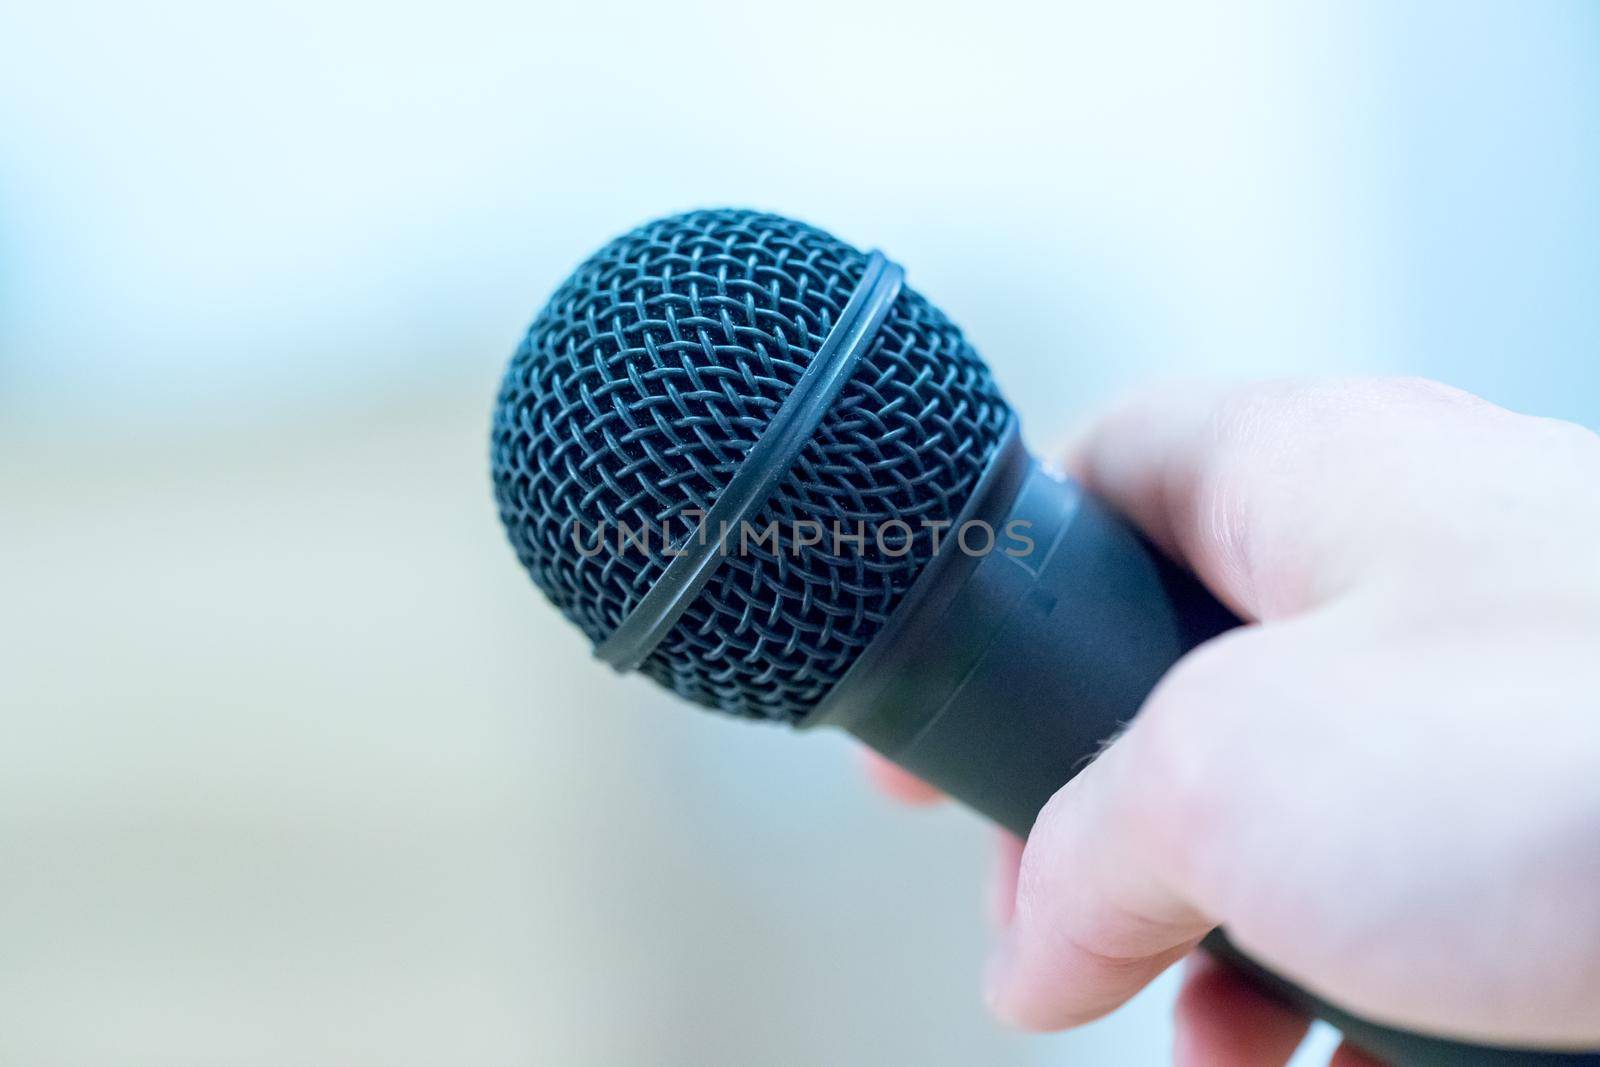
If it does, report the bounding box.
[984,631,1266,1030]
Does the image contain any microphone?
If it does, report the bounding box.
[490,208,1594,1066]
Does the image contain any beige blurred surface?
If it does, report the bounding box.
[0,396,1194,1066]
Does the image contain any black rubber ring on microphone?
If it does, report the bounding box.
[593,251,905,672]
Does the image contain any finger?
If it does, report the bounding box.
[1329,1041,1389,1067]
[984,622,1305,1031]
[982,708,1216,1030]
[1068,377,1500,620]
[1173,952,1310,1067]
[859,748,943,806]
[987,832,1024,928]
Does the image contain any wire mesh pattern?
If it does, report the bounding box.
[492,209,1010,721]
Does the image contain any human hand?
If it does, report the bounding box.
[867,378,1600,1064]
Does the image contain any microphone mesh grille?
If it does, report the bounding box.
[492,209,1009,721]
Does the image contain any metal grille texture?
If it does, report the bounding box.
[491,209,1010,721]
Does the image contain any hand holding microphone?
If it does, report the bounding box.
[490,210,1600,1065]
[875,378,1600,1064]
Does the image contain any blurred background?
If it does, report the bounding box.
[0,2,1595,1064]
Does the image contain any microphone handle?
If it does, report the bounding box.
[809,432,1598,1066]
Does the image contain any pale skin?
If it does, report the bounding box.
[864,377,1600,1065]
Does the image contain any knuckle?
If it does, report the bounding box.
[1203,379,1307,450]
[1010,835,1051,928]
[1209,376,1486,444]
[1526,412,1600,455]
[1376,374,1483,408]
[1126,634,1258,849]
[1014,777,1085,917]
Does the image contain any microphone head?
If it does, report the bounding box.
[491,209,1010,722]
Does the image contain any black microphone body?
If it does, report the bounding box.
[492,209,1597,1066]
[807,421,1235,834]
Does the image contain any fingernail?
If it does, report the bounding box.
[987,832,1024,929]
[982,934,1019,1026]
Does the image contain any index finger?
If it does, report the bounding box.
[1070,376,1503,621]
